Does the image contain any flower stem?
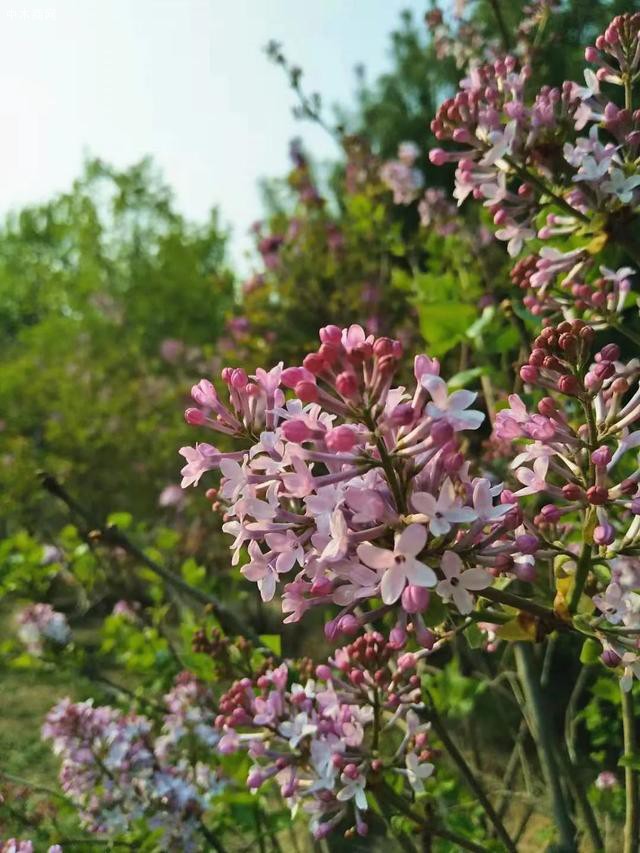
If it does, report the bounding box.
[488,0,510,51]
[380,783,487,853]
[365,413,407,514]
[514,643,577,851]
[504,156,589,223]
[479,585,569,630]
[426,701,518,852]
[622,686,640,853]
[569,541,592,614]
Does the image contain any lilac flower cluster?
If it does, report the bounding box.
[42,674,224,849]
[417,188,460,236]
[215,633,432,839]
[0,843,61,853]
[181,324,532,644]
[495,321,640,685]
[380,142,424,205]
[16,604,71,656]
[429,15,640,258]
[511,252,634,327]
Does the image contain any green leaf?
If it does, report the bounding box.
[465,622,484,649]
[495,617,536,642]
[181,558,206,588]
[259,634,282,656]
[580,638,602,664]
[417,302,477,356]
[447,366,488,390]
[106,511,133,530]
[591,676,621,704]
[423,593,446,627]
[618,754,640,770]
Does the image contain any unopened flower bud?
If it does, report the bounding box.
[336,371,358,398]
[185,407,206,425]
[515,560,537,582]
[516,534,539,554]
[295,380,319,403]
[303,352,326,374]
[338,614,360,636]
[599,343,621,362]
[601,648,621,668]
[349,668,365,686]
[562,483,583,501]
[430,420,454,445]
[594,523,615,545]
[325,425,357,452]
[319,324,342,344]
[397,652,416,671]
[311,576,334,596]
[520,364,539,383]
[281,420,312,443]
[318,342,340,364]
[541,504,562,523]
[401,584,430,614]
[557,375,580,395]
[373,337,396,357]
[592,446,612,467]
[389,622,407,649]
[281,366,314,388]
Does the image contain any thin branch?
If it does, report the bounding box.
[425,700,517,852]
[479,585,570,632]
[622,686,640,853]
[0,769,71,804]
[514,644,577,851]
[38,472,265,647]
[488,0,511,51]
[380,783,487,853]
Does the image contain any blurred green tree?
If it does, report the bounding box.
[0,158,233,532]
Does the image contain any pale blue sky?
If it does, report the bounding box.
[0,0,424,268]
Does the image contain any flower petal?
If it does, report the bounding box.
[357,542,394,570]
[452,585,474,614]
[412,491,437,515]
[397,523,427,557]
[381,564,406,604]
[405,559,438,588]
[461,568,491,591]
[441,550,463,579]
[449,389,477,411]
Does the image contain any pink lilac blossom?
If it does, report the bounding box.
[16,604,71,656]
[42,675,224,850]
[511,250,634,328]
[494,321,640,687]
[181,324,528,644]
[380,142,424,204]
[428,16,640,260]
[214,633,432,839]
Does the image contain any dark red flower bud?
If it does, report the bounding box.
[586,485,609,505]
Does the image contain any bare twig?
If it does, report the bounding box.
[38,472,264,647]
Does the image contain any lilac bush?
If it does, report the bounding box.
[9,8,640,852]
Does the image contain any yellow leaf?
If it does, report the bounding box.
[495,613,537,642]
[585,232,608,255]
[554,575,573,622]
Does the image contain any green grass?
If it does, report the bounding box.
[0,666,80,785]
[0,603,95,844]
